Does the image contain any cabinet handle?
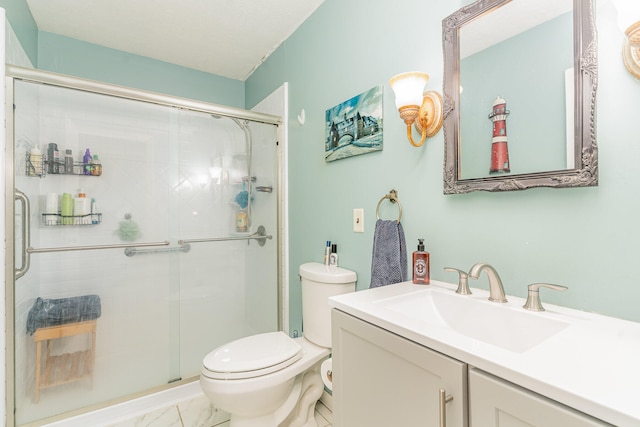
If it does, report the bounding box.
[439,388,453,427]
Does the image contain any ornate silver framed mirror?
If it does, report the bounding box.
[442,0,597,194]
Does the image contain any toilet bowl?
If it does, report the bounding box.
[200,262,357,427]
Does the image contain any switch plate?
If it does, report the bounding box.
[353,208,364,233]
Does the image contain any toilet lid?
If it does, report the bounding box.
[202,331,302,380]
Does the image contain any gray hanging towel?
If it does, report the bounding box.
[370,219,408,288]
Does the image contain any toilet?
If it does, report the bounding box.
[200,262,357,427]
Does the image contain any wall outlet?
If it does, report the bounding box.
[353,208,364,233]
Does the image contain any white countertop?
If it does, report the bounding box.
[329,280,640,427]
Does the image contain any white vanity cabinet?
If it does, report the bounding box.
[468,368,612,427]
[329,281,640,425]
[332,309,468,427]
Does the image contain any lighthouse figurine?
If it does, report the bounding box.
[488,96,510,174]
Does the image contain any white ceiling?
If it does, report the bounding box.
[26,0,325,81]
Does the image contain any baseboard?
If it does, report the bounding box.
[319,390,333,411]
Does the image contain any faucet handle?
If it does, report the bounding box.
[523,283,568,311]
[444,267,472,295]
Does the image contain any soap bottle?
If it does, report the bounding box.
[412,239,430,284]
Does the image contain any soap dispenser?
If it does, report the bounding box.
[412,239,430,284]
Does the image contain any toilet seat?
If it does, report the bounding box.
[202,331,302,380]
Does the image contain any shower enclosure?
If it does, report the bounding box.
[5,66,282,426]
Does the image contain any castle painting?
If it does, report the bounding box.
[325,86,383,162]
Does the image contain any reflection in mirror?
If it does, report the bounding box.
[442,0,598,193]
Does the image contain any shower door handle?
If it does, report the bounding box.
[15,189,31,280]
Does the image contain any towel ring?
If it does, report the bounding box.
[376,190,402,223]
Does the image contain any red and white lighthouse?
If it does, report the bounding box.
[488,96,510,174]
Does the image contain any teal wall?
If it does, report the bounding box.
[36,32,245,107]
[0,0,37,65]
[247,0,640,333]
[1,1,244,108]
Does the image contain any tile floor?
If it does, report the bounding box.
[105,393,332,427]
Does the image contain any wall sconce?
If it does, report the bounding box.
[612,0,640,79]
[389,72,444,147]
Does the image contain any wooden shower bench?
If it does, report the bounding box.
[33,320,97,403]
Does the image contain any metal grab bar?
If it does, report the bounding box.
[178,225,272,247]
[125,243,191,257]
[15,190,31,280]
[28,241,170,254]
[15,190,168,277]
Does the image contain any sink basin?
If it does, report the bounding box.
[374,287,569,353]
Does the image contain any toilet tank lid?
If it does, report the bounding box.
[299,262,357,284]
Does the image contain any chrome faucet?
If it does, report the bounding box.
[523,283,568,311]
[443,267,472,295]
[468,262,508,303]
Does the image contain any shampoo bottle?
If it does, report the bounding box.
[28,146,42,176]
[64,149,74,174]
[47,143,60,174]
[91,198,99,224]
[91,154,102,176]
[74,189,89,224]
[412,239,430,284]
[61,193,73,225]
[83,148,92,175]
[235,209,248,232]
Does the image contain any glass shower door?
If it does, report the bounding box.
[11,80,177,425]
[173,109,280,378]
[9,76,280,426]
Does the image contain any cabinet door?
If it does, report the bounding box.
[332,309,467,427]
[469,368,613,426]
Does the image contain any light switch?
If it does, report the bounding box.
[353,209,364,233]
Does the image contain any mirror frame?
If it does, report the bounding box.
[442,0,598,194]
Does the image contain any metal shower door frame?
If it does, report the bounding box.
[4,65,283,427]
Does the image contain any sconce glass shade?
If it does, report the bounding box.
[611,0,640,31]
[389,72,430,109]
[611,0,640,79]
[388,71,443,147]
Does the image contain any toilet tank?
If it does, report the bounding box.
[299,262,357,348]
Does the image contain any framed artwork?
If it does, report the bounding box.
[325,85,383,162]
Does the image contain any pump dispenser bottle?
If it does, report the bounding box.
[412,239,430,284]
